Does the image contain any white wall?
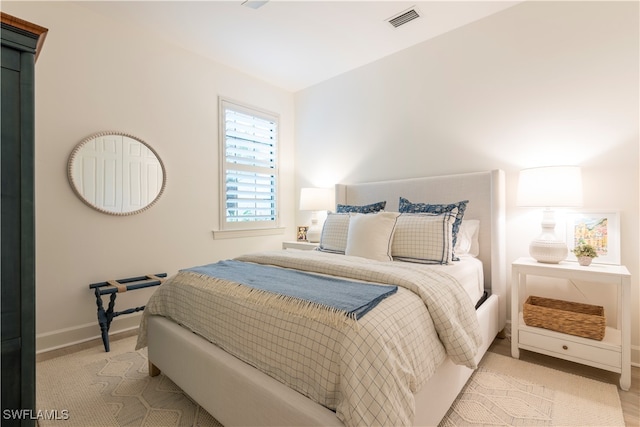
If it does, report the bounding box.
[3,1,297,352]
[295,1,639,364]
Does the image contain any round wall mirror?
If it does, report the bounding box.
[67,131,166,215]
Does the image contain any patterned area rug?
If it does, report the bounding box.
[440,352,625,427]
[37,336,624,426]
[37,336,221,427]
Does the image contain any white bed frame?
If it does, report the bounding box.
[147,169,506,426]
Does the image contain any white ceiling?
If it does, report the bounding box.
[78,1,523,92]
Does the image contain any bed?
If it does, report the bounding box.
[138,169,506,426]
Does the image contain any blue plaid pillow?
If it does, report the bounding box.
[336,201,386,214]
[398,197,469,261]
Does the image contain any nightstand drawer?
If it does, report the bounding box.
[519,330,621,368]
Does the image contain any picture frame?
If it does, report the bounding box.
[296,225,309,242]
[565,211,620,265]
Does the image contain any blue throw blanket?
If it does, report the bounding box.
[182,260,397,321]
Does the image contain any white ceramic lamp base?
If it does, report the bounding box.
[529,239,568,263]
[529,209,567,264]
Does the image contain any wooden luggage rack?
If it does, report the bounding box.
[89,273,167,352]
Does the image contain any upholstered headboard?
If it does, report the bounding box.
[335,169,506,328]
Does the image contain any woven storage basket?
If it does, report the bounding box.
[523,296,605,340]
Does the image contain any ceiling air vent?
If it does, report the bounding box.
[386,7,421,28]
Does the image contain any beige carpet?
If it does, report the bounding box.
[37,337,221,427]
[37,336,624,427]
[439,352,625,427]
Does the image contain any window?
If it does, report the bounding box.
[219,98,279,231]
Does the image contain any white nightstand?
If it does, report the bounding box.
[511,257,631,390]
[282,240,319,250]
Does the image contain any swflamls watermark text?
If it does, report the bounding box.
[3,409,70,420]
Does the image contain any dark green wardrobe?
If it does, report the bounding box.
[1,12,47,426]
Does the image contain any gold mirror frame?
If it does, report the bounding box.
[67,131,167,216]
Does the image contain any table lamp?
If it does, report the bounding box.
[516,166,583,263]
[299,187,332,243]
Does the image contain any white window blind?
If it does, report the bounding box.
[219,99,279,230]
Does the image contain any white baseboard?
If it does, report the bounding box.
[35,314,142,354]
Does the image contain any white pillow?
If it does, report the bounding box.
[318,213,351,254]
[454,220,480,257]
[391,213,456,264]
[345,212,400,261]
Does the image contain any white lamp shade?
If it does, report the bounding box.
[299,187,332,211]
[516,166,583,208]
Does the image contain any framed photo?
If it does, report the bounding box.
[565,211,620,265]
[297,226,309,242]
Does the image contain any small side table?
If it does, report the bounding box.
[89,273,166,352]
[282,240,319,250]
[511,257,631,390]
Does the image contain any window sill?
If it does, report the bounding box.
[212,227,286,240]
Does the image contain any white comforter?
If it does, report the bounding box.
[137,250,481,427]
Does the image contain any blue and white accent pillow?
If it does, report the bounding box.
[336,201,386,214]
[398,197,469,261]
